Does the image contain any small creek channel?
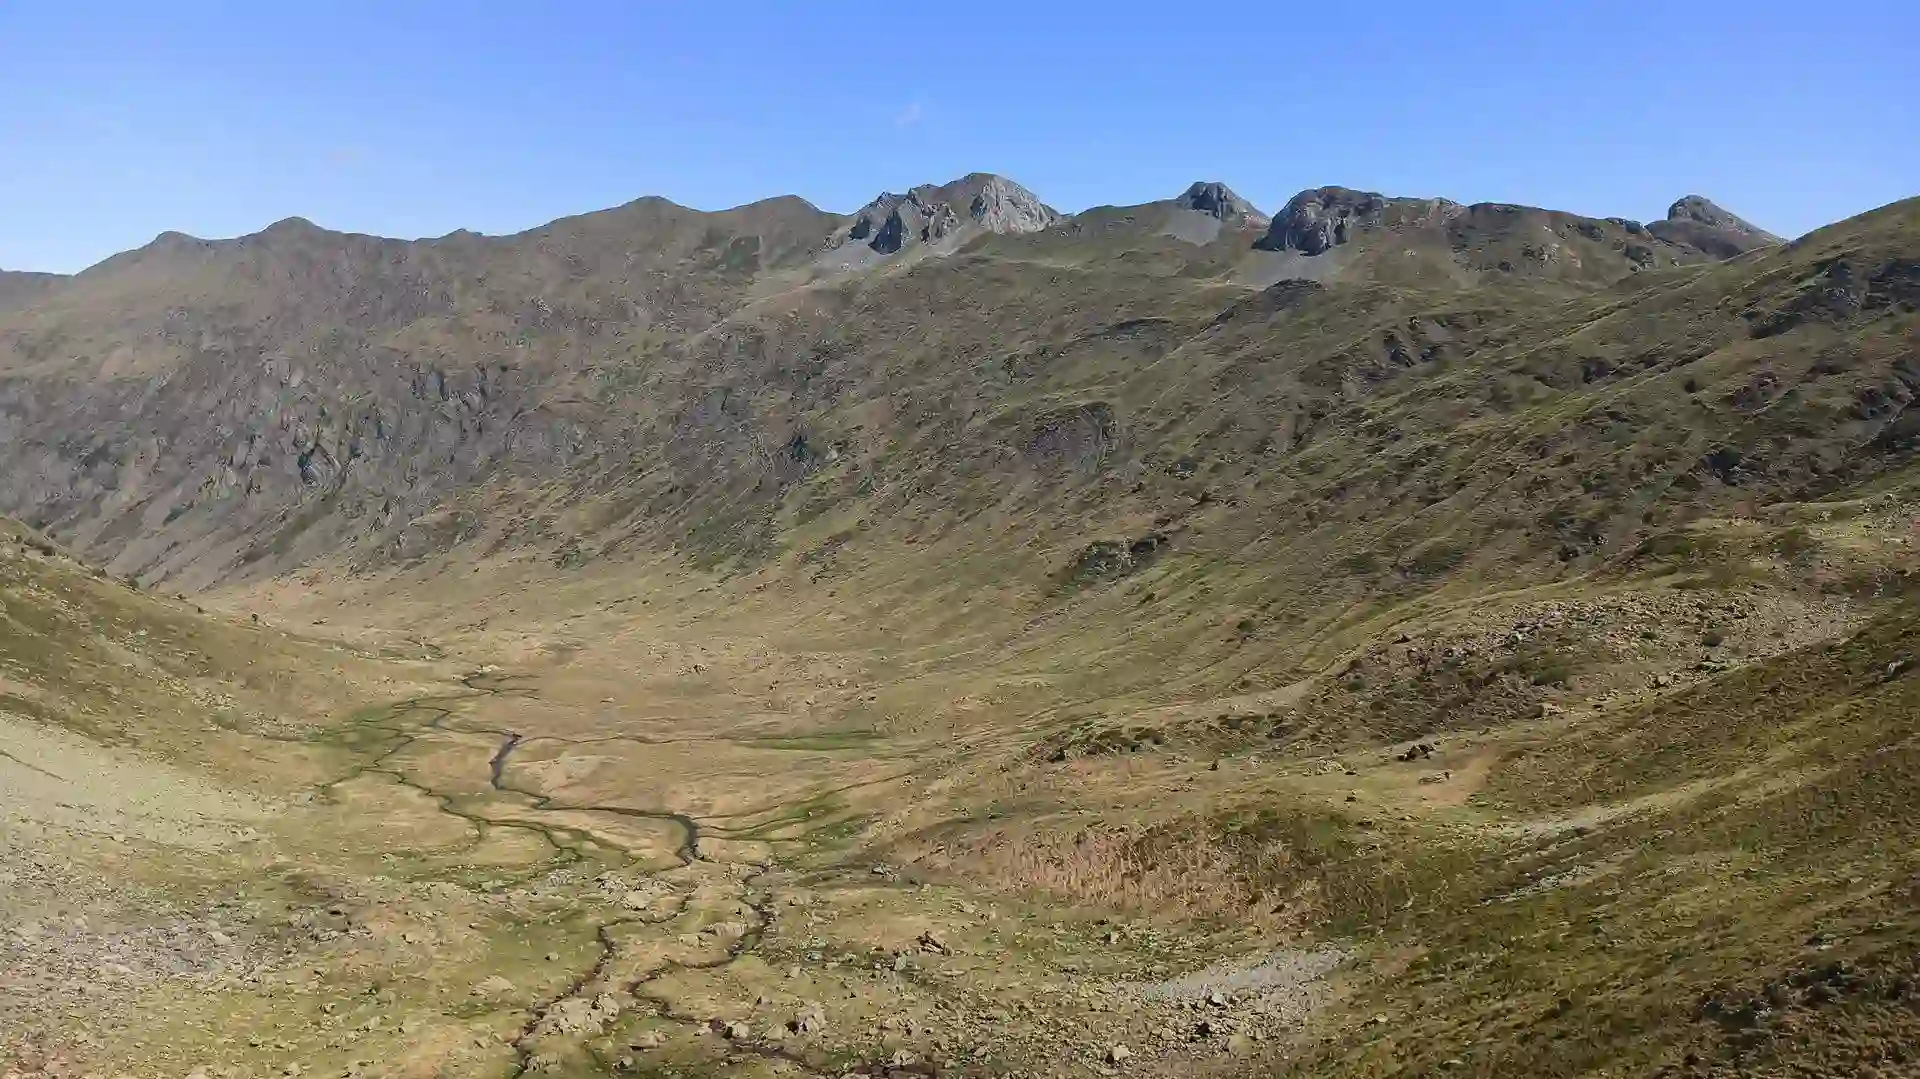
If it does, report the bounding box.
[314,670,878,1078]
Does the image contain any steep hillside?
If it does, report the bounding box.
[0,176,1804,597]
[0,195,839,582]
[360,194,1912,629]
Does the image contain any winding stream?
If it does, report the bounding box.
[314,670,860,1077]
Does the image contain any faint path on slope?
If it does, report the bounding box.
[0,710,266,849]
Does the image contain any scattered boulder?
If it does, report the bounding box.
[534,993,623,1037]
[471,975,515,997]
[792,1001,827,1034]
[1061,533,1168,588]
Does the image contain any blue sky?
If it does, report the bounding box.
[2,1,1915,273]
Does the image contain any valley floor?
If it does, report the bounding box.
[6,491,1920,1079]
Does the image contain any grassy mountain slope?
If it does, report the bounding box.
[0,195,839,582]
[382,196,1915,666]
[0,268,64,313]
[0,181,1795,592]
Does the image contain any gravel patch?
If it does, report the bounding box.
[1127,943,1349,1025]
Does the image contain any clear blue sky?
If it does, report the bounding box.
[2,1,1915,273]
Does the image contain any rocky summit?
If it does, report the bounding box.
[1257,185,1428,254]
[1649,193,1785,257]
[3,167,1920,1079]
[1178,181,1270,225]
[830,171,1057,256]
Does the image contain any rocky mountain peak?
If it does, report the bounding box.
[1178,181,1269,225]
[957,173,1057,234]
[1666,195,1763,233]
[1255,186,1456,256]
[1648,195,1781,258]
[833,173,1057,256]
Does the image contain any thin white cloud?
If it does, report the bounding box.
[895,99,925,128]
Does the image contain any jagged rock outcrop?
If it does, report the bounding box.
[966,174,1057,234]
[846,194,960,254]
[1256,186,1458,256]
[833,173,1057,255]
[1648,195,1781,259]
[1250,185,1775,281]
[1178,182,1269,226]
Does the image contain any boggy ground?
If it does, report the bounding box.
[8,475,1920,1079]
[3,523,1341,1079]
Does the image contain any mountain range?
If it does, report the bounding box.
[0,174,1786,589]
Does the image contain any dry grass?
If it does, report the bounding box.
[937,823,1305,925]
